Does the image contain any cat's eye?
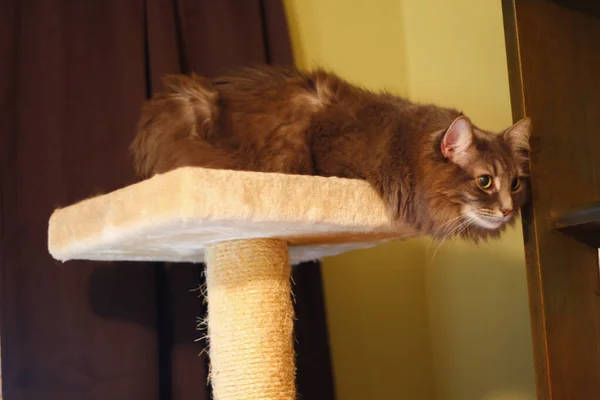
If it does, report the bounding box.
[477,175,493,189]
[512,177,521,191]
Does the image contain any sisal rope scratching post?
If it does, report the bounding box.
[205,239,295,399]
[47,167,419,399]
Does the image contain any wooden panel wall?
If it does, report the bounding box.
[503,1,600,398]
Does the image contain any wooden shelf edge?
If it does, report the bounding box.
[554,202,600,248]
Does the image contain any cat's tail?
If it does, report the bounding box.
[131,74,235,179]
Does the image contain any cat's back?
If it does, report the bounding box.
[213,66,309,111]
[211,66,353,147]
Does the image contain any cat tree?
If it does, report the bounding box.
[48,166,417,399]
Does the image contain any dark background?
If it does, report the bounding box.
[0,1,335,399]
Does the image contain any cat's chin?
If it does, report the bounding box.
[465,210,507,230]
[460,214,517,243]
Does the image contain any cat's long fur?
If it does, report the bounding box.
[131,65,531,241]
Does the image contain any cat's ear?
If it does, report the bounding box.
[441,116,474,165]
[504,117,531,155]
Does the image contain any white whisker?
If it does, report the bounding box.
[426,214,468,254]
[428,217,472,265]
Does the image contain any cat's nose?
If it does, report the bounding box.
[500,208,513,217]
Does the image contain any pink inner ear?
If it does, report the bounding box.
[442,116,473,159]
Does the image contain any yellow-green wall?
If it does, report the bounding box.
[284,1,536,399]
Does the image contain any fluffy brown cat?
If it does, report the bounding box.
[131,65,531,241]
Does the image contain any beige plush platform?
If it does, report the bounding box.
[48,167,417,265]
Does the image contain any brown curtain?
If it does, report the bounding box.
[0,1,334,399]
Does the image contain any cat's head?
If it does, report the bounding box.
[422,115,532,241]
